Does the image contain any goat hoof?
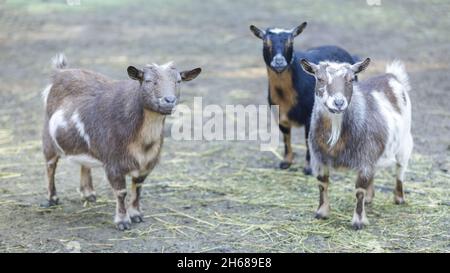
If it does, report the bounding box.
[131,215,143,223]
[394,196,405,205]
[40,198,59,208]
[352,222,365,230]
[303,167,313,175]
[279,161,291,169]
[314,212,328,220]
[116,221,131,231]
[82,194,97,203]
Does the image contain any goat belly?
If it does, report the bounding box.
[65,154,103,168]
[270,94,306,128]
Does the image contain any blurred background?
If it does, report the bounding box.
[0,0,448,252]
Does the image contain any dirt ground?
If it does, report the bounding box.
[0,0,449,252]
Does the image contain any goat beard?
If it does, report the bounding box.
[327,112,343,148]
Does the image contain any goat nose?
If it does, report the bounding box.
[334,98,345,108]
[163,96,177,104]
[275,58,284,65]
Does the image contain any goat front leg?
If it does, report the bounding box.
[303,122,312,175]
[394,134,412,204]
[315,166,330,219]
[129,175,147,223]
[107,171,131,231]
[352,171,374,230]
[365,177,375,204]
[279,124,293,169]
[80,166,96,203]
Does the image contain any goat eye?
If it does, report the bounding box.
[145,79,152,83]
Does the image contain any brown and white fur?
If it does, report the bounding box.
[300,58,413,230]
[250,22,357,173]
[42,53,201,230]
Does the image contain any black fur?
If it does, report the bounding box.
[268,45,357,126]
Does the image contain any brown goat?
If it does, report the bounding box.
[41,54,201,230]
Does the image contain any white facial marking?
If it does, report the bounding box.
[270,53,288,67]
[150,61,177,96]
[325,68,333,84]
[42,84,52,106]
[49,109,67,154]
[324,63,350,84]
[268,28,290,34]
[149,61,175,72]
[335,68,348,77]
[317,86,329,104]
[315,80,345,148]
[71,110,91,148]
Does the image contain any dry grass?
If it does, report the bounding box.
[1,137,448,252]
[0,0,449,252]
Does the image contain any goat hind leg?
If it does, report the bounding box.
[394,134,412,204]
[41,155,60,208]
[394,163,407,204]
[41,137,60,208]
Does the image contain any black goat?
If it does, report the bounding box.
[250,22,357,174]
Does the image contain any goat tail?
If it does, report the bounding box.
[43,53,67,106]
[386,60,410,92]
[51,53,68,70]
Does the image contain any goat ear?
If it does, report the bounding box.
[249,25,265,39]
[180,68,202,82]
[352,58,371,74]
[300,59,318,76]
[127,66,144,81]
[291,22,307,37]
